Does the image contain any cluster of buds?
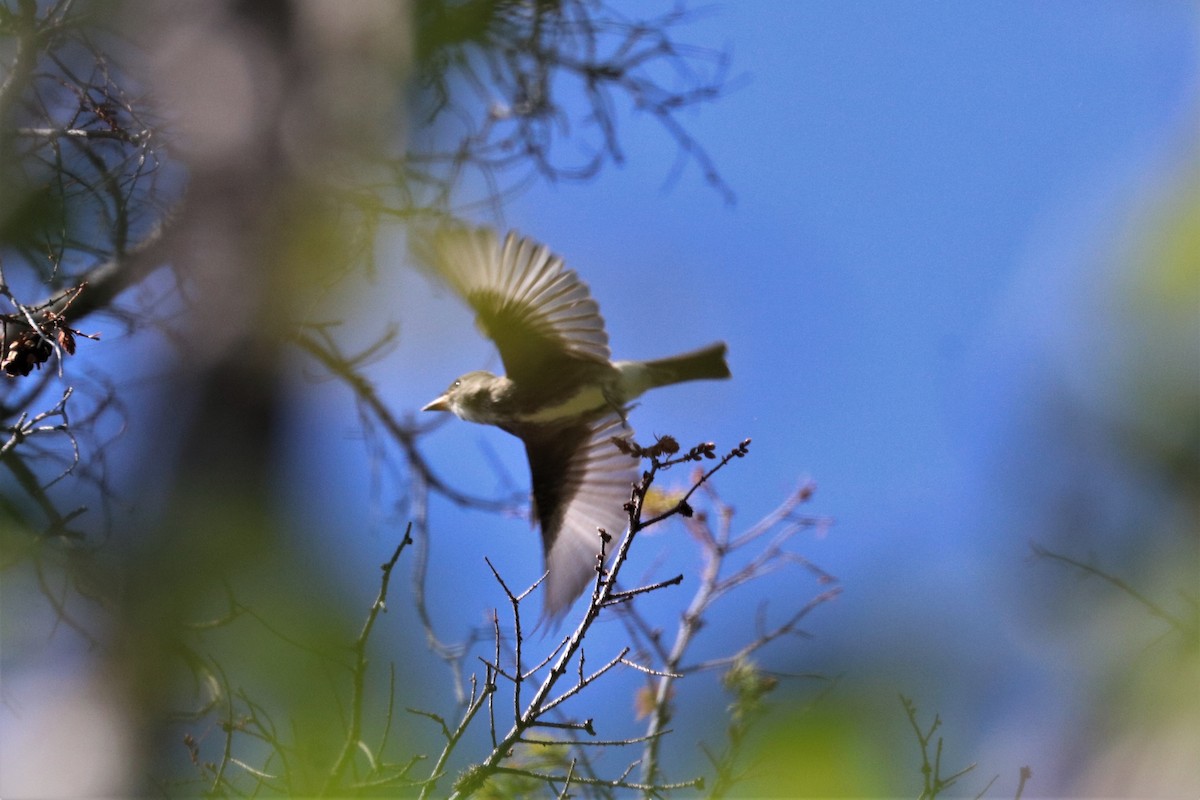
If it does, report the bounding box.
[610,434,687,460]
[2,308,98,377]
[612,434,752,465]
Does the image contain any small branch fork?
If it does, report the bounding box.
[293,326,523,705]
[0,281,100,378]
[901,694,978,800]
[293,327,514,514]
[408,436,753,798]
[325,524,416,793]
[189,528,423,797]
[629,444,839,788]
[900,695,1031,800]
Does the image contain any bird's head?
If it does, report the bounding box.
[422,370,508,424]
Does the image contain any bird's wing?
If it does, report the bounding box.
[519,414,639,620]
[413,225,611,386]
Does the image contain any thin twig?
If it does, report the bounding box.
[325,526,415,793]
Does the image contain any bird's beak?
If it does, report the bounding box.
[422,394,451,412]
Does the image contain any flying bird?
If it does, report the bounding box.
[416,225,730,619]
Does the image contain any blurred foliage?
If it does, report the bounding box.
[1013,144,1200,794]
[1067,153,1200,795]
[1122,157,1200,505]
[3,0,1192,796]
[731,702,890,798]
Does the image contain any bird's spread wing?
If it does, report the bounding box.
[519,414,639,619]
[413,225,611,386]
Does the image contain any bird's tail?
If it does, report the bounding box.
[639,341,731,390]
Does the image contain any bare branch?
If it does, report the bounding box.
[293,329,515,513]
[1030,541,1193,636]
[901,694,978,800]
[325,526,415,793]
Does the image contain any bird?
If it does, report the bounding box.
[415,224,730,619]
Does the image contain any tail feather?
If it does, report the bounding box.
[642,341,730,389]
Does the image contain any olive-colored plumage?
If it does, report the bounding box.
[417,225,730,619]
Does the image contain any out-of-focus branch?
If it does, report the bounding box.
[293,328,514,513]
[295,326,521,708]
[0,0,41,124]
[900,695,986,800]
[43,213,175,322]
[1030,541,1195,638]
[409,0,736,213]
[326,526,414,793]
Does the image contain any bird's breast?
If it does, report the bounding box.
[519,384,610,424]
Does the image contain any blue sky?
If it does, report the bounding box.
[336,3,1200,796]
[304,2,1199,793]
[4,3,1197,796]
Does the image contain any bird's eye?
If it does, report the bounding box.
[453,380,461,388]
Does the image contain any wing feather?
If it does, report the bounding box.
[414,225,611,384]
[520,414,639,620]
